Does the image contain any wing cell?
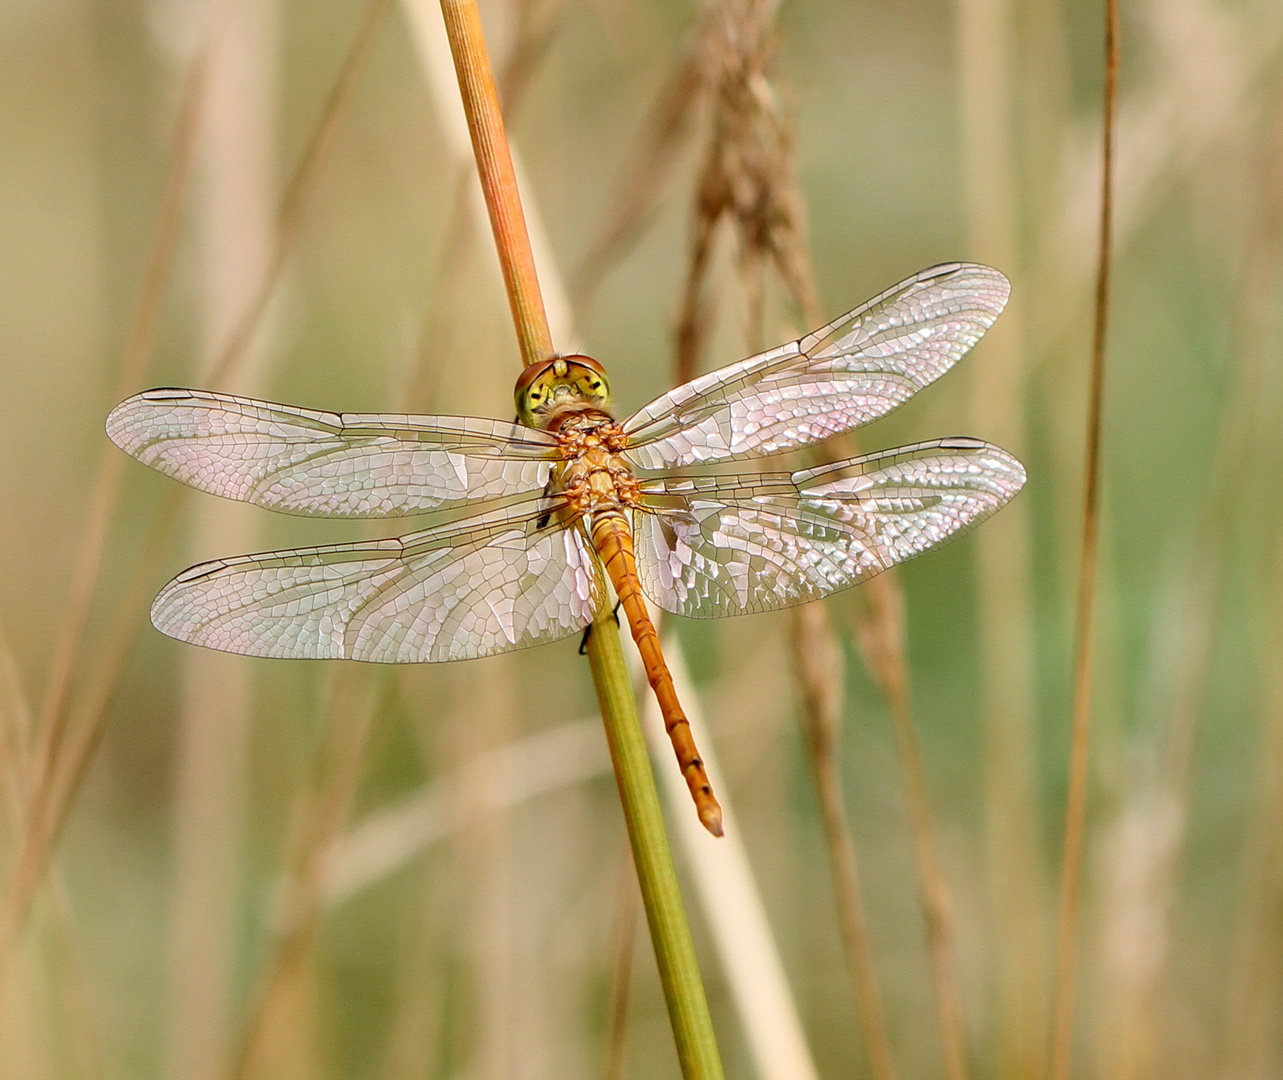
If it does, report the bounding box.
[107,388,558,518]
[622,263,1010,469]
[633,438,1026,618]
[151,501,605,662]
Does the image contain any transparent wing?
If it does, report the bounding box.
[632,438,1025,618]
[151,499,605,662]
[621,263,1010,469]
[107,388,559,518]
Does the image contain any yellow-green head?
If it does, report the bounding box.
[514,354,613,429]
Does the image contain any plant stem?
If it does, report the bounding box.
[437,0,552,368]
[790,604,898,1080]
[585,618,725,1080]
[436,0,724,1074]
[1049,0,1118,1073]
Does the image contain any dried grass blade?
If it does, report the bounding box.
[204,0,394,389]
[640,634,820,1080]
[430,0,724,1072]
[602,856,640,1080]
[1048,0,1119,1073]
[858,576,971,1080]
[790,603,898,1080]
[167,3,276,1074]
[228,669,385,1080]
[0,0,394,979]
[437,0,552,366]
[954,0,1046,1068]
[27,37,208,824]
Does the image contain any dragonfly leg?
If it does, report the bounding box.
[577,601,622,655]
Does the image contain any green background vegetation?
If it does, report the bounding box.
[1,0,1280,1077]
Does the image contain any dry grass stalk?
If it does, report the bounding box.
[0,0,395,973]
[585,0,967,1071]
[399,0,571,410]
[433,0,725,1072]
[1096,81,1283,1080]
[1218,541,1283,1080]
[666,0,972,1072]
[22,34,209,857]
[1048,0,1119,1074]
[790,602,898,1080]
[1038,0,1283,353]
[640,635,820,1080]
[855,577,971,1080]
[167,2,277,1075]
[954,0,1046,1071]
[438,0,553,367]
[602,854,639,1080]
[671,0,817,380]
[228,668,386,1080]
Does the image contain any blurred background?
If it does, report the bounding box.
[1,0,1281,1077]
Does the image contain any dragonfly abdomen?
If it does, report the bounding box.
[590,512,724,837]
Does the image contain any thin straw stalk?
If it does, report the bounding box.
[790,603,897,1080]
[437,0,552,368]
[25,36,208,844]
[229,668,386,1080]
[859,576,971,1080]
[1049,0,1119,1073]
[0,0,395,971]
[954,0,1045,1069]
[640,633,819,1080]
[435,0,723,1074]
[649,0,970,1063]
[168,1,276,1072]
[602,857,639,1080]
[584,619,723,1080]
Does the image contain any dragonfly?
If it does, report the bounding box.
[107,262,1025,836]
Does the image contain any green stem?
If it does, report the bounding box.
[434,0,725,1072]
[585,613,725,1080]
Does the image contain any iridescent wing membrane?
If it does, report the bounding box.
[621,262,1010,469]
[150,500,605,663]
[632,438,1025,619]
[107,262,1023,662]
[106,387,557,517]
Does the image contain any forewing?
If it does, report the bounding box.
[107,388,558,517]
[151,501,605,662]
[633,438,1025,617]
[622,263,1009,469]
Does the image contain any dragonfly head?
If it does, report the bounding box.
[514,354,613,429]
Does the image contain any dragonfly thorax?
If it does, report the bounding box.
[553,419,641,525]
[514,354,612,429]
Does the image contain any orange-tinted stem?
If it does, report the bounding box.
[438,0,553,368]
[592,517,723,836]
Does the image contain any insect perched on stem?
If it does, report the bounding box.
[107,262,1025,836]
